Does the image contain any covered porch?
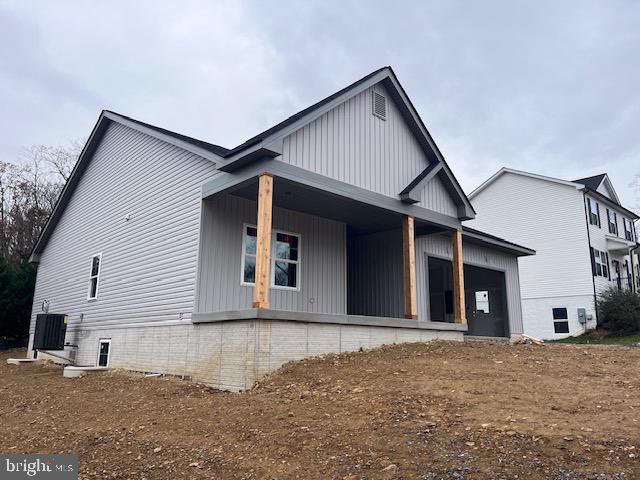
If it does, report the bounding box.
[193,160,470,332]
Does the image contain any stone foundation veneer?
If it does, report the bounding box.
[40,313,465,391]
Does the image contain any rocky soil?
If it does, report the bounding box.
[1,341,638,479]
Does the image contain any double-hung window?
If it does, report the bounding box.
[590,248,609,278]
[87,253,102,300]
[607,209,618,235]
[241,225,301,290]
[587,198,600,227]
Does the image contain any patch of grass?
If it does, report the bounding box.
[548,330,640,346]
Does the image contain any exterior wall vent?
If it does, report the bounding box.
[372,91,387,120]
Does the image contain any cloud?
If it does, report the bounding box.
[1,0,638,206]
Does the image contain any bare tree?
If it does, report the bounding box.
[1,141,82,263]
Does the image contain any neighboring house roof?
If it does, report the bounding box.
[572,173,607,191]
[572,173,621,205]
[469,167,638,220]
[30,66,477,262]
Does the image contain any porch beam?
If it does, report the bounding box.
[402,216,418,319]
[452,228,467,324]
[252,174,273,309]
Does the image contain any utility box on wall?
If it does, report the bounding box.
[577,308,587,325]
[33,314,68,350]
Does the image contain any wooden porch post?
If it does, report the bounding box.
[252,174,273,309]
[402,216,418,319]
[452,228,467,324]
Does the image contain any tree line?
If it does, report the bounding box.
[0,143,81,340]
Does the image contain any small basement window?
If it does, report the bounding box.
[87,253,102,300]
[552,308,569,334]
[97,339,111,367]
[372,91,387,120]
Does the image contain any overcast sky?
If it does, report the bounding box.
[1,1,639,209]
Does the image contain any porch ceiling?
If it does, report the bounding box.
[606,234,637,253]
[201,158,462,234]
[230,176,438,235]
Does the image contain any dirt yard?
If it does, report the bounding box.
[1,341,639,479]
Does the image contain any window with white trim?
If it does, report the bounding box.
[590,248,609,278]
[588,198,600,227]
[272,231,300,289]
[87,253,102,300]
[607,209,618,235]
[623,218,634,241]
[241,226,257,284]
[552,308,569,334]
[241,225,301,290]
[97,339,111,367]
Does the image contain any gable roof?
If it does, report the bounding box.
[220,67,388,159]
[29,110,228,262]
[572,173,607,191]
[105,110,230,157]
[573,173,621,205]
[30,67,476,262]
[470,167,638,220]
[215,66,475,219]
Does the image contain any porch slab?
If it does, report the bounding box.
[191,308,467,332]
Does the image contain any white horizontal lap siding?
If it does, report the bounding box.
[197,194,347,315]
[468,173,593,299]
[415,233,524,334]
[29,122,221,333]
[280,84,429,202]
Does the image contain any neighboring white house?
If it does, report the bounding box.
[468,168,639,339]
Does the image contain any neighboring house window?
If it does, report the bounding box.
[87,253,102,300]
[590,248,609,278]
[587,198,600,227]
[241,225,301,290]
[97,339,111,367]
[552,308,569,334]
[623,218,634,241]
[607,209,618,235]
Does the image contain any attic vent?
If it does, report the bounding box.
[372,91,387,120]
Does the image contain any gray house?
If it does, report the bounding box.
[27,67,533,390]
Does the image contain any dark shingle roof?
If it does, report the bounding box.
[572,173,607,191]
[105,110,230,157]
[221,67,389,158]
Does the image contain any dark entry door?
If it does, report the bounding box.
[464,265,509,337]
[427,256,509,337]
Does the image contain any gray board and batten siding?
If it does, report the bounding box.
[279,83,459,218]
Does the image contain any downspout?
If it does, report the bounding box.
[582,192,598,330]
[633,218,640,294]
